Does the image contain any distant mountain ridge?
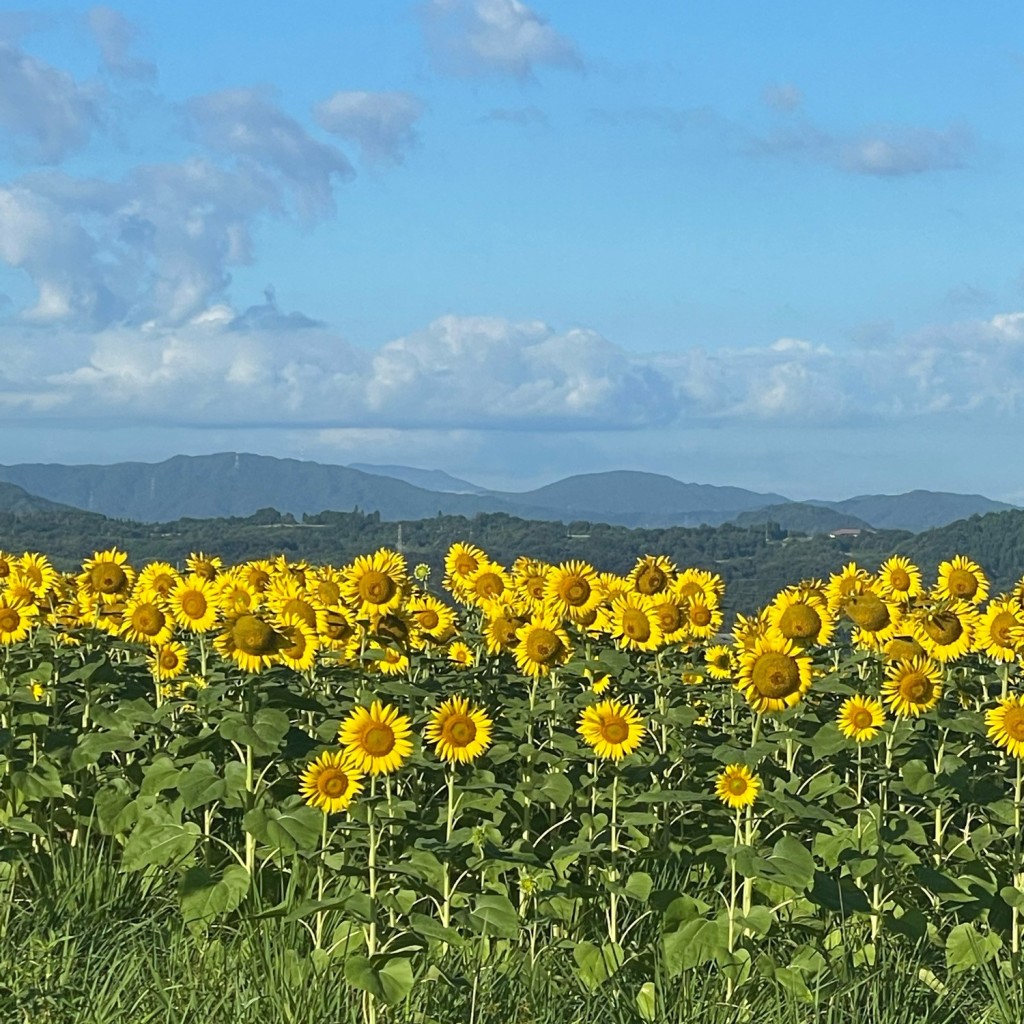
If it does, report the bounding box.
[0,454,1015,533]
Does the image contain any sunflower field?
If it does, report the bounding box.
[1,544,1024,1021]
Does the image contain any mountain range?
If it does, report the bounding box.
[0,453,1016,534]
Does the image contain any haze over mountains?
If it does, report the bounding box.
[0,454,1015,534]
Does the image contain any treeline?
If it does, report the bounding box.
[3,504,1024,614]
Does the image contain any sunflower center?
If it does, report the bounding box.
[751,652,801,698]
[0,607,21,632]
[90,563,127,594]
[946,569,978,599]
[779,604,821,639]
[359,570,396,605]
[923,612,962,646]
[526,577,546,600]
[454,555,478,577]
[316,580,340,605]
[635,566,666,595]
[283,630,307,659]
[193,561,217,581]
[526,628,563,663]
[416,608,440,630]
[657,603,682,632]
[133,605,165,636]
[474,572,504,600]
[885,637,925,661]
[990,611,1019,646]
[852,708,874,730]
[728,777,749,796]
[599,717,630,744]
[159,648,181,669]
[561,578,590,605]
[888,569,911,591]
[232,615,278,655]
[248,569,271,592]
[320,768,349,798]
[622,608,651,641]
[845,594,890,632]
[492,617,520,645]
[1004,707,1024,741]
[689,605,713,628]
[363,724,395,757]
[181,591,208,619]
[899,672,934,703]
[446,716,476,747]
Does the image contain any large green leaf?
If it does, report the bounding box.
[122,808,200,871]
[179,864,250,928]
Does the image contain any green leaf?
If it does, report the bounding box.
[900,760,935,796]
[178,760,225,811]
[219,709,291,756]
[179,864,250,928]
[760,836,815,892]
[1001,886,1024,910]
[538,771,574,808]
[408,912,465,948]
[469,894,519,938]
[11,757,64,800]
[624,871,653,903]
[573,940,624,991]
[343,955,415,1006]
[809,872,870,915]
[636,981,657,1022]
[139,757,181,797]
[122,808,200,871]
[662,918,728,977]
[243,804,322,856]
[945,923,1001,972]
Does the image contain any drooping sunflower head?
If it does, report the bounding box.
[425,696,494,763]
[578,699,646,760]
[985,694,1024,759]
[881,655,943,718]
[186,551,223,582]
[715,764,760,810]
[629,555,676,596]
[836,695,886,742]
[299,750,363,814]
[338,700,413,775]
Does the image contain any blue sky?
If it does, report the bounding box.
[1,2,1023,503]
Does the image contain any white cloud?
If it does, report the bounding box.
[421,0,582,78]
[0,40,102,163]
[762,82,802,112]
[314,91,425,165]
[86,6,156,81]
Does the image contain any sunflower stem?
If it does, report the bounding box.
[315,811,328,949]
[1013,756,1023,956]
[365,775,380,1024]
[441,766,456,932]
[608,769,619,946]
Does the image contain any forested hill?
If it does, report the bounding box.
[3,502,1023,615]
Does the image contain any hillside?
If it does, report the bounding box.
[730,502,874,534]
[0,481,77,516]
[810,490,1018,533]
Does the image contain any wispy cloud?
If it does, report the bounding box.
[420,0,583,78]
[86,6,156,81]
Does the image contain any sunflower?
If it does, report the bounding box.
[447,640,475,668]
[545,560,602,621]
[339,701,413,776]
[985,694,1024,759]
[604,593,664,652]
[578,699,646,760]
[715,764,761,809]
[843,590,901,651]
[148,640,189,681]
[974,597,1024,663]
[276,613,320,672]
[629,555,676,596]
[673,567,725,605]
[824,562,874,613]
[309,567,344,607]
[513,557,552,610]
[363,640,409,677]
[77,548,135,604]
[406,593,456,644]
[2,571,39,608]
[732,608,772,651]
[444,542,487,596]
[704,644,735,680]
[883,635,927,662]
[837,695,886,742]
[425,696,493,763]
[299,750,363,814]
[482,605,527,655]
[877,556,923,602]
[933,555,989,606]
[215,612,284,673]
[168,574,219,633]
[215,573,261,617]
[186,551,223,581]
[881,656,943,718]
[461,561,512,608]
[315,603,361,656]
[342,548,408,614]
[0,599,38,645]
[681,595,724,641]
[736,632,814,714]
[264,575,318,629]
[912,602,977,663]
[239,559,275,594]
[650,597,689,644]
[134,561,182,601]
[17,552,58,599]
[584,668,613,694]
[769,589,834,647]
[0,550,12,582]
[120,596,174,646]
[513,617,572,678]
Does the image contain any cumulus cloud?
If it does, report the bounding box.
[0,40,103,163]
[421,0,583,78]
[314,90,425,165]
[86,6,156,81]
